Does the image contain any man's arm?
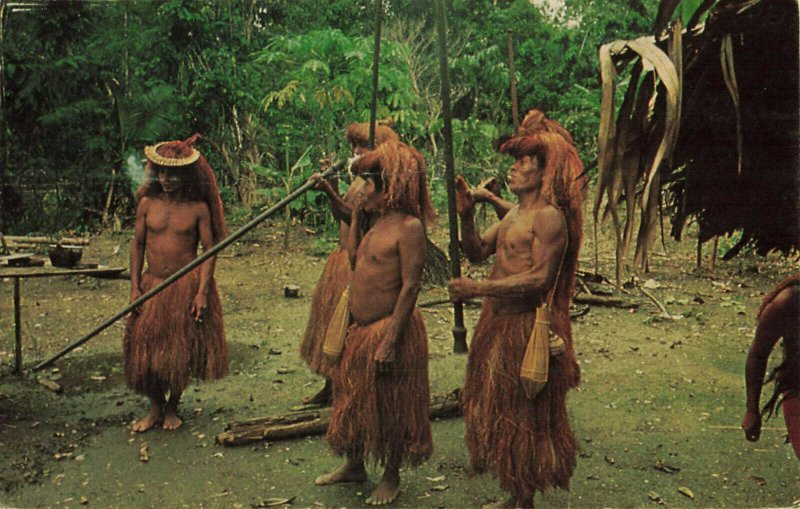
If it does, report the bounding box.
[452,207,567,302]
[374,217,427,366]
[129,198,148,304]
[310,174,362,224]
[742,291,787,441]
[345,204,366,269]
[192,203,216,321]
[455,175,498,263]
[472,177,514,220]
[477,191,515,220]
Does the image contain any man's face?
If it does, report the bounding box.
[359,174,386,213]
[351,141,369,157]
[507,155,543,195]
[349,142,370,177]
[157,167,186,194]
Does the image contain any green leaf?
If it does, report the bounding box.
[680,0,705,25]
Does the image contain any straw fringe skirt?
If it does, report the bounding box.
[299,247,351,378]
[462,301,579,502]
[326,309,432,467]
[123,270,227,396]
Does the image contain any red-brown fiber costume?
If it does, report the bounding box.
[299,247,350,378]
[325,141,436,468]
[299,123,399,378]
[124,270,227,394]
[462,110,585,502]
[326,309,432,466]
[124,136,228,395]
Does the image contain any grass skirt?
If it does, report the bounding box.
[326,309,432,467]
[782,393,800,459]
[123,270,227,396]
[299,247,351,378]
[462,300,579,502]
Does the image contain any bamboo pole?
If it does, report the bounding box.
[435,0,467,354]
[32,162,343,371]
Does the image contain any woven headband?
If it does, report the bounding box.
[144,142,200,167]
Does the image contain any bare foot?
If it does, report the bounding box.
[314,461,367,486]
[301,381,332,406]
[131,403,161,433]
[162,409,183,430]
[365,477,401,505]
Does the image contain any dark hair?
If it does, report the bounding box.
[349,141,437,225]
[138,162,205,202]
[361,171,385,193]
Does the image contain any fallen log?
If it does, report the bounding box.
[3,235,90,246]
[216,389,462,446]
[573,294,639,308]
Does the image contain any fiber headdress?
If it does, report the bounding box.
[144,138,200,167]
[498,109,585,211]
[350,141,436,226]
[345,119,399,148]
[138,134,228,243]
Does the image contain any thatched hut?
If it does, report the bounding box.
[595,0,798,285]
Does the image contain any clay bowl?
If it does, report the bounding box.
[48,245,83,268]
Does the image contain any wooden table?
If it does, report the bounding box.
[1,265,126,374]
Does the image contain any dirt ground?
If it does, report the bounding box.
[1,214,798,509]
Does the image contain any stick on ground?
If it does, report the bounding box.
[216,389,462,446]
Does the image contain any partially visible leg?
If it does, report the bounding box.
[782,393,800,459]
[132,388,164,433]
[315,454,367,485]
[302,378,333,406]
[365,451,401,506]
[162,388,183,430]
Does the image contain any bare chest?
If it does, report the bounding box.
[497,210,538,260]
[146,201,200,237]
[357,226,400,270]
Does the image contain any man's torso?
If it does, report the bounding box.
[349,213,407,324]
[144,197,207,278]
[489,204,563,314]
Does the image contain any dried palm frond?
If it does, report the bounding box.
[595,0,798,287]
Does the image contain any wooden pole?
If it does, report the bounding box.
[507,29,519,131]
[13,277,21,374]
[283,136,291,251]
[696,237,702,271]
[0,3,7,237]
[32,162,343,372]
[711,236,719,270]
[368,0,383,148]
[435,0,467,354]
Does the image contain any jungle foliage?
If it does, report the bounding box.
[0,0,657,235]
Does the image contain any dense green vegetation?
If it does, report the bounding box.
[0,0,656,234]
